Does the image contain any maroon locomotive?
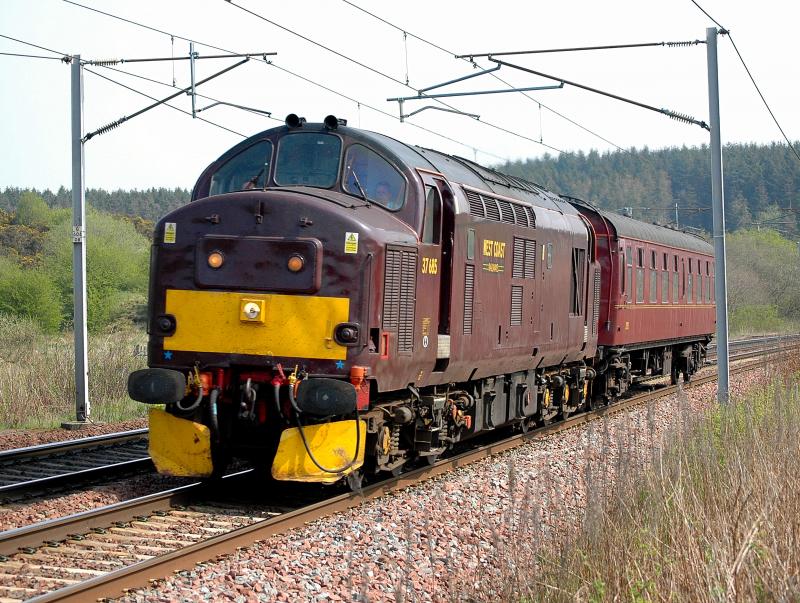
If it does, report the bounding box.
[128,115,715,485]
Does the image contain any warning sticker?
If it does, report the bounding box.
[344,232,359,254]
[164,222,177,244]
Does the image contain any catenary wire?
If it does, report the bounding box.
[223,0,565,154]
[689,0,800,163]
[0,51,68,61]
[339,0,634,154]
[61,0,522,161]
[0,33,68,57]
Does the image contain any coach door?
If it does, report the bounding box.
[417,171,455,374]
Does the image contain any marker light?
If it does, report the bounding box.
[287,254,305,272]
[207,251,224,269]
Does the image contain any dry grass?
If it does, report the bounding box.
[0,314,148,428]
[462,362,800,603]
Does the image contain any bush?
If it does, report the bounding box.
[42,209,149,332]
[0,258,62,332]
[14,191,52,228]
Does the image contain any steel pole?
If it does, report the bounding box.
[706,28,730,404]
[66,54,91,427]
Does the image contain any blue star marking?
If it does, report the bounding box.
[335,360,345,370]
[163,351,173,360]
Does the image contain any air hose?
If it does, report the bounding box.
[287,380,362,475]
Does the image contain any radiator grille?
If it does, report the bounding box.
[510,285,523,326]
[463,264,475,335]
[383,248,417,353]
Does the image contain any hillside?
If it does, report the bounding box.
[499,141,800,236]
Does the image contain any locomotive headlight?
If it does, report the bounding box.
[287,254,305,272]
[207,250,225,269]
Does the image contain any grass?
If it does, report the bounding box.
[0,314,148,429]
[461,359,800,602]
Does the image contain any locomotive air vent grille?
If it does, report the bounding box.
[484,197,501,221]
[397,250,417,353]
[524,206,536,228]
[524,240,536,278]
[462,186,536,229]
[592,268,601,335]
[512,238,525,279]
[512,237,536,279]
[382,249,402,331]
[497,200,515,224]
[465,190,485,218]
[510,285,523,326]
[463,264,475,335]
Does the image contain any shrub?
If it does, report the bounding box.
[42,209,149,331]
[0,258,62,332]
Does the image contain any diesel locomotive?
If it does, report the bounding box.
[128,115,715,486]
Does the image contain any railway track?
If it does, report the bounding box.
[0,430,151,501]
[0,352,780,603]
[1,333,785,506]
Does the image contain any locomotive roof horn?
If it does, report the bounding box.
[323,115,339,130]
[285,113,306,128]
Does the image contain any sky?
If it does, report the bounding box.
[1,0,798,192]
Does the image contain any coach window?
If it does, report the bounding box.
[275,133,341,188]
[649,251,657,303]
[636,248,644,304]
[673,255,679,303]
[697,261,703,303]
[209,140,273,196]
[625,246,633,298]
[687,259,693,304]
[342,144,406,210]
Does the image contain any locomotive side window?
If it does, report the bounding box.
[274,133,341,188]
[342,144,406,210]
[422,186,441,244]
[467,229,476,260]
[209,140,273,196]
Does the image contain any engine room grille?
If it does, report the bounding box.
[510,285,523,326]
[383,248,417,353]
[463,264,475,335]
[464,187,536,229]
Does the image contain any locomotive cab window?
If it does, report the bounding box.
[343,144,406,210]
[274,133,341,188]
[209,140,273,196]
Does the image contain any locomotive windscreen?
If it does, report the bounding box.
[209,140,273,196]
[274,133,341,188]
